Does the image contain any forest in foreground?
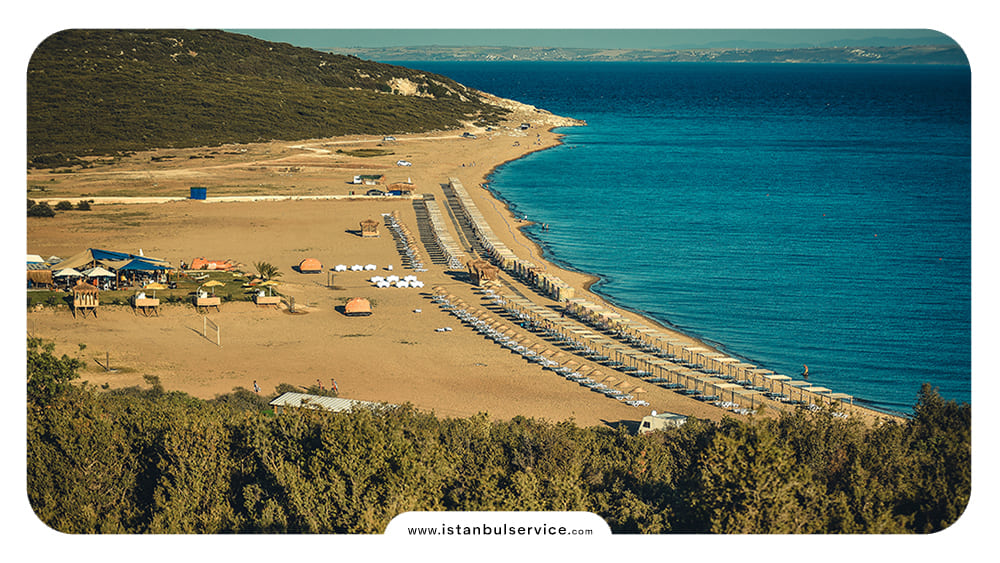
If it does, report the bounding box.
[26,337,970,534]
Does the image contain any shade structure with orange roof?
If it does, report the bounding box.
[344,297,372,316]
[298,257,323,273]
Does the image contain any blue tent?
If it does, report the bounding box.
[117,259,171,271]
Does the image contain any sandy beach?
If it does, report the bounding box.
[26,103,892,427]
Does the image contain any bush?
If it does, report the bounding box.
[75,200,92,211]
[28,202,56,217]
[28,198,35,210]
[54,201,74,211]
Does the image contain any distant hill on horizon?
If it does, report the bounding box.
[325,44,968,65]
[27,29,509,162]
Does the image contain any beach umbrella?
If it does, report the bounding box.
[53,268,83,278]
[202,280,224,296]
[364,264,377,271]
[334,264,347,272]
[259,280,279,296]
[84,266,115,278]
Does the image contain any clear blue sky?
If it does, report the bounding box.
[229,29,957,50]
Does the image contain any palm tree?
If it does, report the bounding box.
[253,261,283,281]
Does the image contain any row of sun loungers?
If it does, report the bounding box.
[491,290,855,415]
[419,199,467,271]
[431,291,648,408]
[383,212,426,271]
[447,178,575,301]
[479,290,779,416]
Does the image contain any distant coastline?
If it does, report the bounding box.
[326,44,968,65]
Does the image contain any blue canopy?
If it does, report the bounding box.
[117,259,171,271]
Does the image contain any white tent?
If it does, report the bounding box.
[334,264,348,272]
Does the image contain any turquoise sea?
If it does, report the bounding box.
[407,61,971,414]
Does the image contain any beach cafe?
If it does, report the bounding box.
[52,248,175,290]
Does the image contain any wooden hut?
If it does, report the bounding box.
[72,280,99,318]
[467,259,501,287]
[27,265,53,288]
[360,218,380,238]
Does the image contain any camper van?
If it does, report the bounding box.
[638,411,687,434]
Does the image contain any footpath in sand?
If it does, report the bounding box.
[26,109,889,428]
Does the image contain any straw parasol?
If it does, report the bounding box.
[259,280,280,296]
[201,280,224,295]
[144,282,166,298]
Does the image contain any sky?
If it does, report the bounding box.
[229,29,957,51]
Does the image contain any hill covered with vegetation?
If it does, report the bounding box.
[27,337,970,534]
[27,29,509,164]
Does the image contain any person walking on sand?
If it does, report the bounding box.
[331,379,338,394]
[253,380,260,394]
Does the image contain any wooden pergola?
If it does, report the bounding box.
[360,218,380,238]
[72,281,99,318]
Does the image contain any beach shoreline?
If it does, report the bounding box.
[26,107,899,426]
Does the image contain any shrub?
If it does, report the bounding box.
[75,200,92,211]
[54,201,74,211]
[28,202,56,217]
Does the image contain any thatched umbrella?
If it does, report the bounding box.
[201,280,224,296]
[144,282,167,298]
[259,280,279,296]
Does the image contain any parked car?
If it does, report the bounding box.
[383,136,396,141]
[396,160,412,166]
[366,189,385,196]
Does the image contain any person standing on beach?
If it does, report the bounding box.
[253,380,260,394]
[331,379,338,394]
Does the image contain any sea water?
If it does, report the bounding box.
[405,61,971,414]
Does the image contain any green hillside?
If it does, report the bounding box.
[27,29,508,163]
